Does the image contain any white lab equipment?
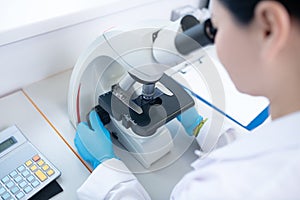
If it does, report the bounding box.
[66,8,283,200]
[67,6,270,169]
[67,14,219,169]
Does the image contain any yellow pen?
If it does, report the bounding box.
[193,118,208,137]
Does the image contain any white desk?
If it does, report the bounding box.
[21,55,268,199]
[0,91,90,199]
[23,70,201,199]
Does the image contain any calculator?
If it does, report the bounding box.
[0,125,61,200]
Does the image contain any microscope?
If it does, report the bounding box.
[67,14,216,168]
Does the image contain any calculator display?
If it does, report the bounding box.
[0,136,17,153]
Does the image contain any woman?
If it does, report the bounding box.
[75,0,300,199]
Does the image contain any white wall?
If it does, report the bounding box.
[0,0,201,97]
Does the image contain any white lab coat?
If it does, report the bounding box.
[77,111,300,200]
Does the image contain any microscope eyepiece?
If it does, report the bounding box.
[175,17,217,55]
[204,18,217,43]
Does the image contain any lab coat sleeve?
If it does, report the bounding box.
[77,158,151,200]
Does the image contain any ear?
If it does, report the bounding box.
[254,1,291,61]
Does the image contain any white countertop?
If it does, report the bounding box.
[0,91,90,199]
[23,69,201,199]
[0,49,268,199]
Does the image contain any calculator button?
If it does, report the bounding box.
[10,186,19,194]
[24,185,32,194]
[17,165,25,172]
[35,170,47,182]
[25,160,33,167]
[30,165,37,172]
[31,180,40,188]
[9,171,17,178]
[15,191,24,200]
[42,164,49,171]
[37,159,44,167]
[19,181,27,188]
[1,192,11,200]
[47,169,55,177]
[0,187,5,195]
[26,175,35,183]
[21,170,30,177]
[1,176,9,184]
[32,155,40,162]
[14,175,22,183]
[5,181,14,189]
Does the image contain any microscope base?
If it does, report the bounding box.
[112,119,173,168]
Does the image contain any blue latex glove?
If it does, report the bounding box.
[74,110,116,169]
[177,107,205,137]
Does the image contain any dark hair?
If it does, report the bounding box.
[217,0,300,25]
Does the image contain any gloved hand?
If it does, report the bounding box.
[74,110,116,169]
[177,107,206,137]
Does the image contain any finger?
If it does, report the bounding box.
[77,121,89,129]
[177,107,197,121]
[185,107,198,117]
[89,111,111,139]
[89,110,105,132]
[178,107,199,127]
[76,122,90,135]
